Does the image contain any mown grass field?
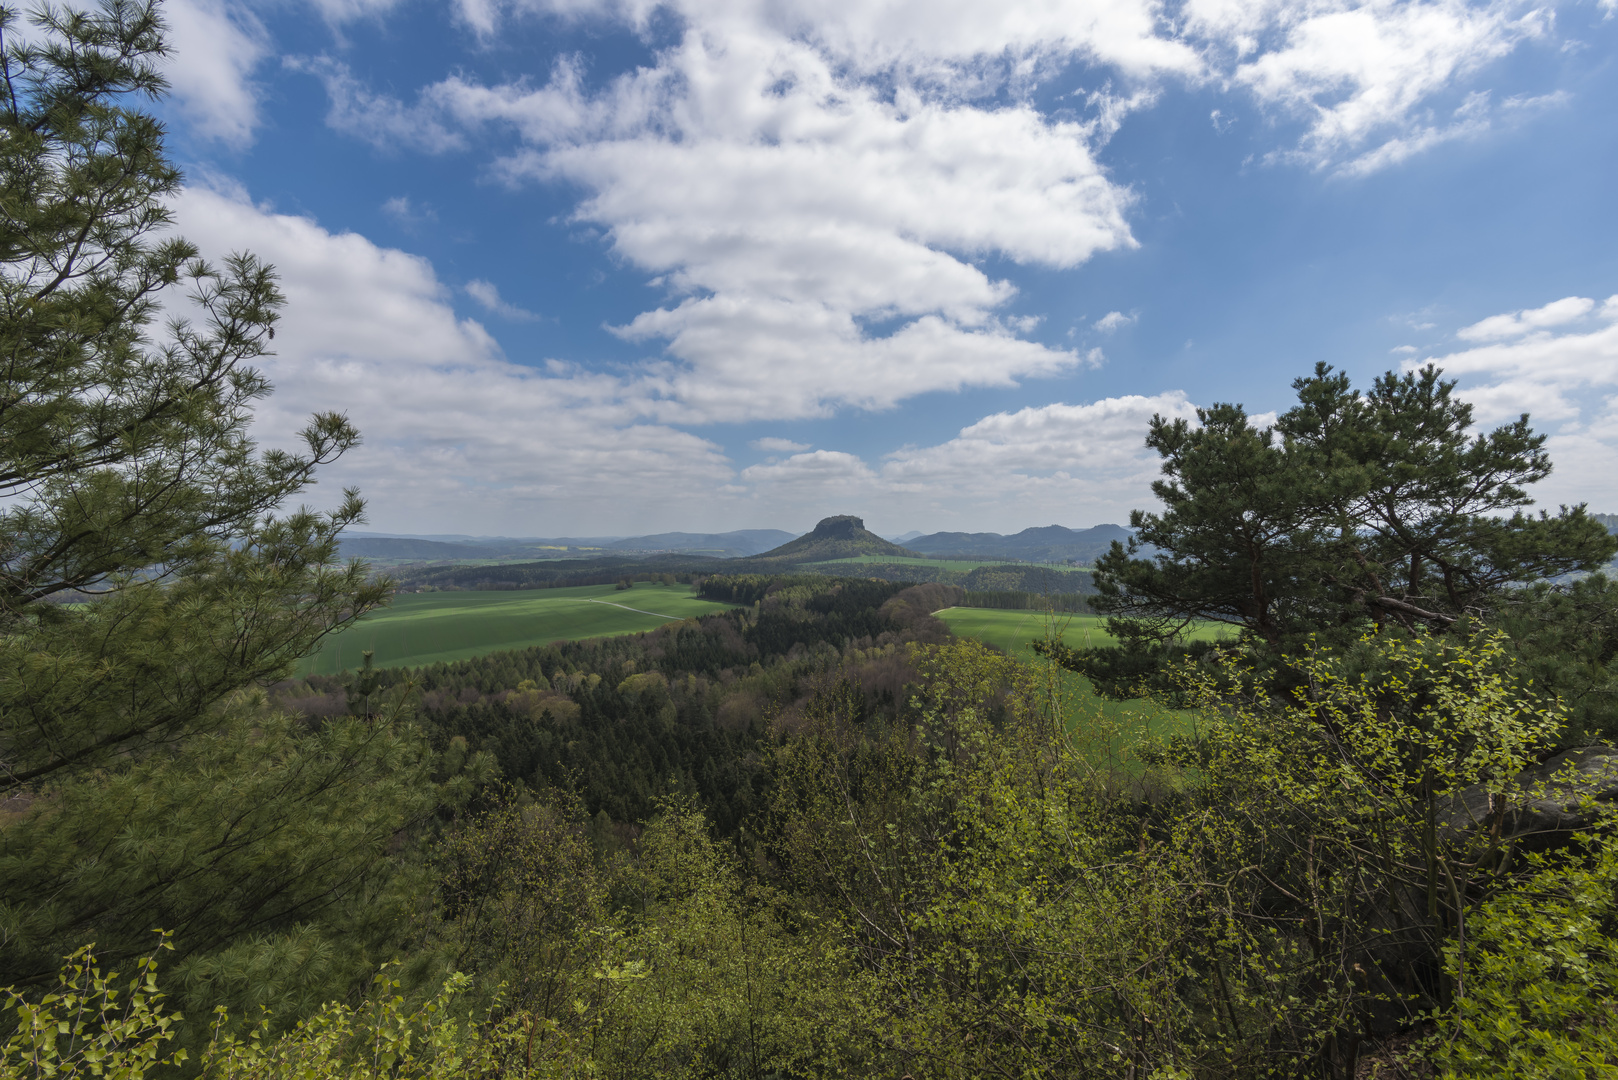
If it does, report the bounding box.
[810,554,1091,573]
[298,584,737,675]
[935,606,1227,758]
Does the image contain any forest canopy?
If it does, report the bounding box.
[3,3,1618,1079]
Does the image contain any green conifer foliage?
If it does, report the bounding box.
[1054,363,1617,696]
[0,0,449,1014]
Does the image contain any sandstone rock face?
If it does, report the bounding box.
[808,515,866,539]
[1446,745,1618,843]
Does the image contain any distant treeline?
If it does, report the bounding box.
[397,556,708,591]
[959,590,1092,612]
[392,554,1101,602]
[796,559,1097,595]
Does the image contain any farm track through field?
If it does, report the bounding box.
[576,598,686,619]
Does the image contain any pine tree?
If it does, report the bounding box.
[1049,364,1618,696]
[0,0,461,1017]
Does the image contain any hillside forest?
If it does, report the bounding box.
[5,4,1618,1079]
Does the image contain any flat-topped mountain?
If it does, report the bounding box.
[753,515,918,563]
[905,523,1130,564]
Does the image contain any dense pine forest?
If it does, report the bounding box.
[5,4,1618,1079]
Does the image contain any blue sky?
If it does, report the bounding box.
[155,0,1618,536]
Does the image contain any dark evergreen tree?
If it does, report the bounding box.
[0,0,474,1020]
[1046,364,1617,696]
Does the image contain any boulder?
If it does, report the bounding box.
[1446,745,1618,843]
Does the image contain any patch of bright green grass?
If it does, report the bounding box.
[809,554,1090,573]
[298,584,736,675]
[934,607,1225,758]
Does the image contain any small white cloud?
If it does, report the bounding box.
[1390,344,1419,355]
[1092,310,1136,333]
[751,437,811,453]
[455,0,502,36]
[304,0,407,24]
[1503,90,1572,113]
[286,56,465,153]
[381,196,436,229]
[465,279,541,321]
[1457,296,1597,342]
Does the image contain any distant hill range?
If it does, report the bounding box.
[340,520,1136,572]
[340,529,796,563]
[604,530,797,555]
[750,515,918,563]
[904,523,1130,564]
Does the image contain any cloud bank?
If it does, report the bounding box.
[1422,294,1618,509]
[171,185,1204,533]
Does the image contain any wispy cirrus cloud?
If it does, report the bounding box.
[283,56,468,153]
[751,437,812,453]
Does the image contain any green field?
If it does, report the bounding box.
[935,606,1225,759]
[809,554,1090,573]
[298,584,736,675]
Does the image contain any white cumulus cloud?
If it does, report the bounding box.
[751,437,812,453]
[737,392,1200,529]
[1422,294,1618,508]
[448,25,1132,422]
[161,0,269,147]
[1195,0,1546,174]
[170,184,735,534]
[1456,295,1599,341]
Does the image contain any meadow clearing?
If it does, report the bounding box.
[297,584,736,675]
[934,606,1227,756]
